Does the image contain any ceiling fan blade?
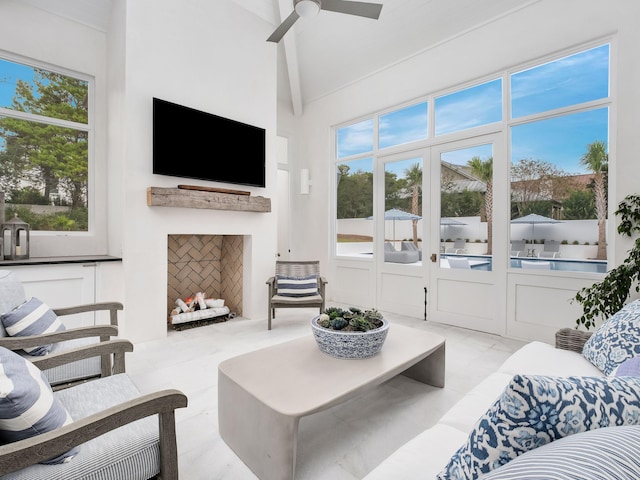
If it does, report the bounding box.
[320,0,383,19]
[267,10,300,43]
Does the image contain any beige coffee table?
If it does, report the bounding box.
[218,324,445,480]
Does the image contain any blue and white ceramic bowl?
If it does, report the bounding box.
[311,315,389,359]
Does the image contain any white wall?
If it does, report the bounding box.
[338,218,602,245]
[112,0,278,342]
[2,0,279,343]
[285,0,640,341]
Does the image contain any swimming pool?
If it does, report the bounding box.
[441,254,607,273]
[511,257,606,273]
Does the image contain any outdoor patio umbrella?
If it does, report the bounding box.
[440,217,467,240]
[510,213,562,245]
[367,208,422,240]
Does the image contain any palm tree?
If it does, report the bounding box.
[467,156,493,255]
[580,140,608,260]
[404,163,422,245]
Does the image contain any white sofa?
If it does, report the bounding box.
[363,339,604,479]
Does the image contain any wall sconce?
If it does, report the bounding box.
[300,168,312,195]
[1,214,30,260]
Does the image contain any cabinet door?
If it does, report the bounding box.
[11,264,96,329]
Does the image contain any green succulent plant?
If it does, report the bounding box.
[318,306,385,332]
[324,306,342,320]
[318,313,331,328]
[330,317,349,330]
[349,317,373,332]
[364,309,383,322]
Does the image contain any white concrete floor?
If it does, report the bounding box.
[126,307,527,480]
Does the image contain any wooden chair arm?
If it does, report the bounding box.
[30,339,133,373]
[319,277,328,296]
[0,325,119,351]
[53,302,123,326]
[0,389,188,475]
[266,276,276,297]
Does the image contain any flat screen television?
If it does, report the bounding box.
[152,97,266,188]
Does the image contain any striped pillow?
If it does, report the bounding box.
[481,425,640,479]
[276,274,319,297]
[0,346,79,464]
[0,297,65,356]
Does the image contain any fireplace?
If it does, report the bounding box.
[167,234,244,324]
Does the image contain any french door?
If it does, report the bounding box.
[375,149,429,319]
[427,134,504,334]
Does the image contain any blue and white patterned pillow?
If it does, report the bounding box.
[276,274,319,297]
[582,299,640,375]
[437,374,640,480]
[0,297,65,356]
[0,346,79,464]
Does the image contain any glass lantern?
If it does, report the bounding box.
[1,214,30,260]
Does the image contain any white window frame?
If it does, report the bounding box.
[0,51,106,258]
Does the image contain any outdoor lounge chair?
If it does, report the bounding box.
[521,260,552,270]
[384,242,420,264]
[401,241,422,260]
[0,339,188,480]
[447,257,471,269]
[510,240,526,257]
[538,240,561,258]
[445,238,467,254]
[267,260,327,330]
[0,270,123,389]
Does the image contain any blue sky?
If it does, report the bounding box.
[3,44,609,177]
[337,43,610,176]
[0,58,34,109]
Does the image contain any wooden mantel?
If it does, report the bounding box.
[147,187,271,213]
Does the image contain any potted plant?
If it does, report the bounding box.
[573,194,640,330]
[311,306,389,359]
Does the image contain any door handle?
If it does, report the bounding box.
[430,253,437,263]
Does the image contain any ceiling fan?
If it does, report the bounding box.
[267,0,383,43]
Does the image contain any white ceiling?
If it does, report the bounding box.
[15,0,539,113]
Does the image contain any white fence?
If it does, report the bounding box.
[337,217,601,245]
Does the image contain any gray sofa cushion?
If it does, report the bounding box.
[27,337,102,387]
[2,374,160,480]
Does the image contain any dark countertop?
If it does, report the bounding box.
[0,255,122,267]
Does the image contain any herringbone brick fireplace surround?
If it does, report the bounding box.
[167,234,243,321]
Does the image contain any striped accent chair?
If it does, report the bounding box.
[0,270,123,389]
[266,261,328,330]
